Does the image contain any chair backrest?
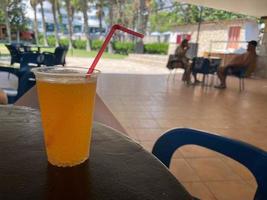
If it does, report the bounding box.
[209,58,222,73]
[166,54,176,70]
[152,128,267,200]
[192,57,210,74]
[166,54,185,70]
[22,45,32,52]
[186,43,198,59]
[5,44,21,57]
[54,46,68,65]
[0,66,36,104]
[20,52,43,70]
[16,71,36,102]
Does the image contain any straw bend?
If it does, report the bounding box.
[113,24,144,38]
[88,24,144,74]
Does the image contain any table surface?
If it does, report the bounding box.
[0,106,192,200]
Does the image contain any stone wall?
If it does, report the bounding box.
[254,18,267,78]
[168,19,253,56]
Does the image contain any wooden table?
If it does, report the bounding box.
[0,106,193,200]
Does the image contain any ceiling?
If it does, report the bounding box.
[177,0,267,18]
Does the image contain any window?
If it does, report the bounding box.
[176,34,191,44]
[46,23,54,32]
[176,35,182,44]
[227,26,241,49]
[73,25,82,33]
[89,16,97,20]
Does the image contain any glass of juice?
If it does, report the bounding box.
[32,67,100,167]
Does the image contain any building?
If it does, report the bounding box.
[24,0,107,38]
[168,19,260,56]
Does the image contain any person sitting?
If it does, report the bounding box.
[167,39,192,84]
[0,89,8,105]
[215,40,257,89]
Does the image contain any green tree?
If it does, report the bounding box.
[56,0,65,34]
[9,0,27,42]
[148,1,249,33]
[40,0,48,46]
[30,0,39,45]
[0,0,12,42]
[136,0,152,52]
[96,0,105,34]
[105,0,117,53]
[65,0,74,49]
[73,0,92,51]
[49,0,60,46]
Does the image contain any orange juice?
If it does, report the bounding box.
[33,67,99,167]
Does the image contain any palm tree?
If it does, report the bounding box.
[138,0,151,34]
[30,0,39,45]
[56,0,64,34]
[73,0,91,51]
[107,0,116,53]
[40,0,48,46]
[1,0,12,43]
[65,0,74,49]
[96,0,105,34]
[49,0,60,46]
[133,0,151,53]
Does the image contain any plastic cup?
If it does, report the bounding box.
[32,67,100,167]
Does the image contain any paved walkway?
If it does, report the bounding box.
[66,56,172,74]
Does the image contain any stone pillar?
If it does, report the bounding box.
[254,17,267,78]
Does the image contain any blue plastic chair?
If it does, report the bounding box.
[152,128,267,200]
[5,44,23,65]
[42,46,68,66]
[0,66,36,104]
[228,67,246,91]
[20,52,44,68]
[192,57,221,85]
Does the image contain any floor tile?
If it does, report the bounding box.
[182,182,217,200]
[205,180,255,200]
[31,61,267,200]
[186,158,242,181]
[170,158,201,182]
[221,157,256,181]
[179,145,222,158]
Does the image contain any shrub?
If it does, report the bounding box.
[113,41,134,55]
[38,35,56,47]
[144,43,169,55]
[47,36,56,47]
[59,38,69,47]
[91,40,103,50]
[74,39,86,49]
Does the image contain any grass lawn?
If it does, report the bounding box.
[0,43,127,59]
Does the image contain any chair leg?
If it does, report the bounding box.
[239,78,242,92]
[167,70,172,81]
[202,75,206,86]
[173,68,177,81]
[239,78,245,92]
[242,78,245,91]
[210,74,214,86]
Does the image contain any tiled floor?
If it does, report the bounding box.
[96,72,267,200]
[1,56,267,200]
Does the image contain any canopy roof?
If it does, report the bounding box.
[177,0,267,18]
